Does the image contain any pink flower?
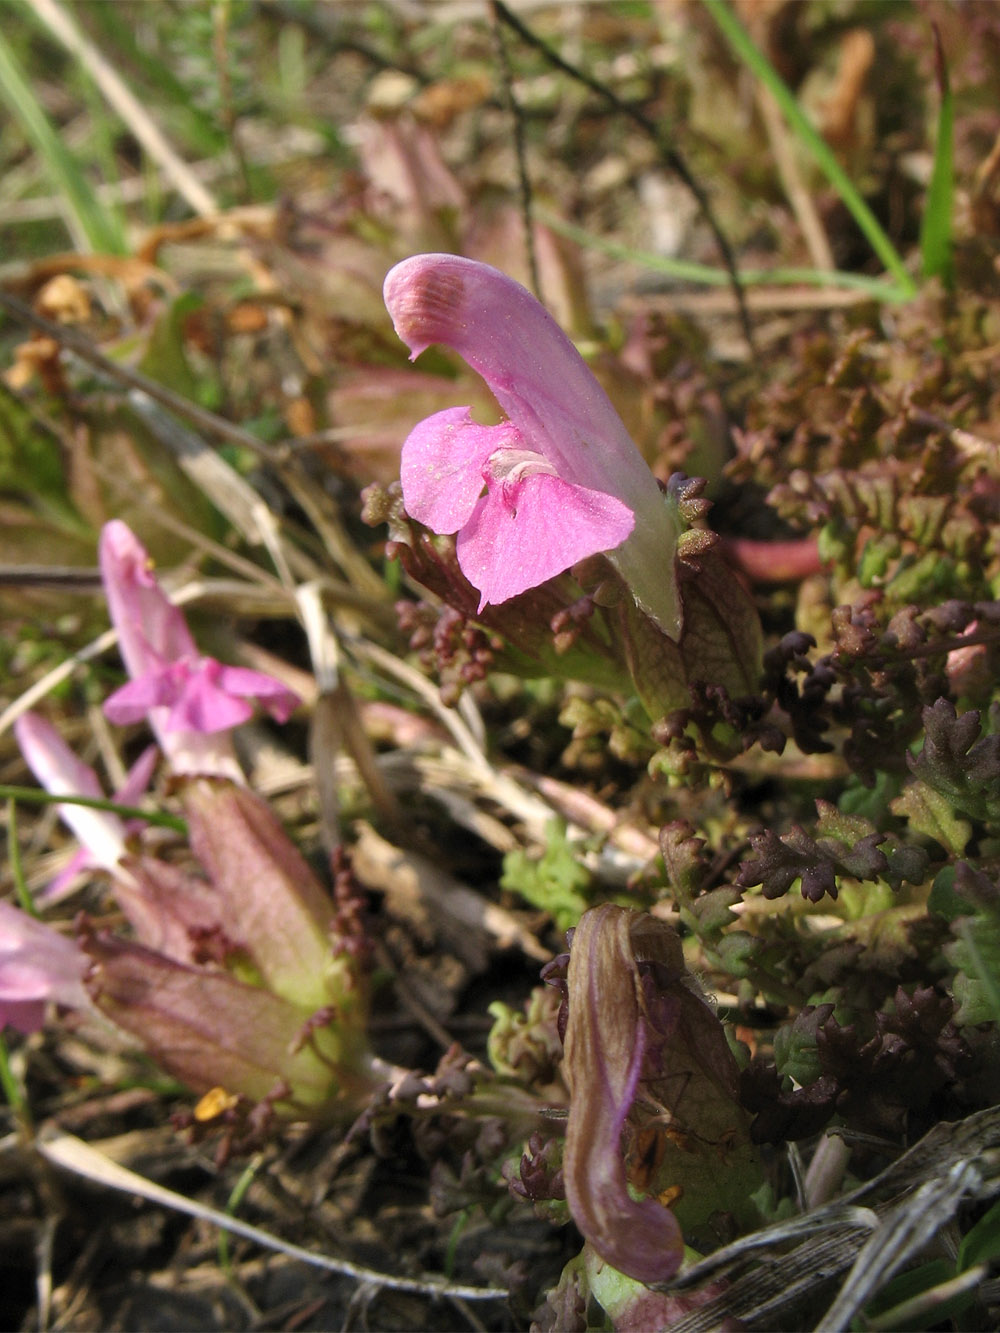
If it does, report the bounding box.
[384,254,683,638]
[13,712,157,902]
[0,902,93,1034]
[99,521,299,776]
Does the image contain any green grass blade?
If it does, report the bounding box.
[218,1154,264,1277]
[84,2,228,160]
[702,0,916,299]
[0,26,126,254]
[0,785,186,835]
[0,1033,32,1128]
[920,27,954,285]
[958,1197,1000,1272]
[7,798,39,917]
[537,209,911,301]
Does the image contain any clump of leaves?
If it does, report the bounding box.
[907,699,1000,833]
[500,822,595,932]
[735,801,928,903]
[940,863,1000,1028]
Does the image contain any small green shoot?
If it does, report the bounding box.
[0,1034,32,1130]
[860,1260,983,1331]
[859,1191,1000,1329]
[920,25,954,286]
[958,1196,1000,1272]
[218,1153,264,1277]
[500,821,592,931]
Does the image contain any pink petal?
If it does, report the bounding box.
[14,713,127,872]
[98,522,294,778]
[384,255,652,514]
[400,406,509,533]
[0,959,72,1001]
[115,745,160,808]
[457,471,634,609]
[212,665,300,722]
[0,902,92,1032]
[103,671,175,723]
[35,848,94,906]
[166,669,254,733]
[15,712,104,800]
[99,522,197,677]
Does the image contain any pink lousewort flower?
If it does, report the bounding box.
[99,520,299,777]
[13,710,223,956]
[384,254,683,638]
[0,902,93,1034]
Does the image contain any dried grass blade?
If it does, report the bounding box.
[37,1130,508,1302]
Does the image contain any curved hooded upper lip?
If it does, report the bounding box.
[384,253,682,637]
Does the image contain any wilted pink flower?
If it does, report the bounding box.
[0,902,93,1033]
[99,520,299,777]
[562,906,685,1284]
[561,905,758,1286]
[13,710,220,954]
[14,711,156,902]
[384,254,683,637]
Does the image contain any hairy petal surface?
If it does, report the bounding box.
[100,519,198,674]
[180,779,358,1014]
[16,712,158,905]
[83,932,374,1117]
[14,712,128,873]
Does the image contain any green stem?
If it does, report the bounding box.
[0,785,186,834]
[7,799,38,917]
[219,1154,264,1276]
[0,1033,33,1132]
